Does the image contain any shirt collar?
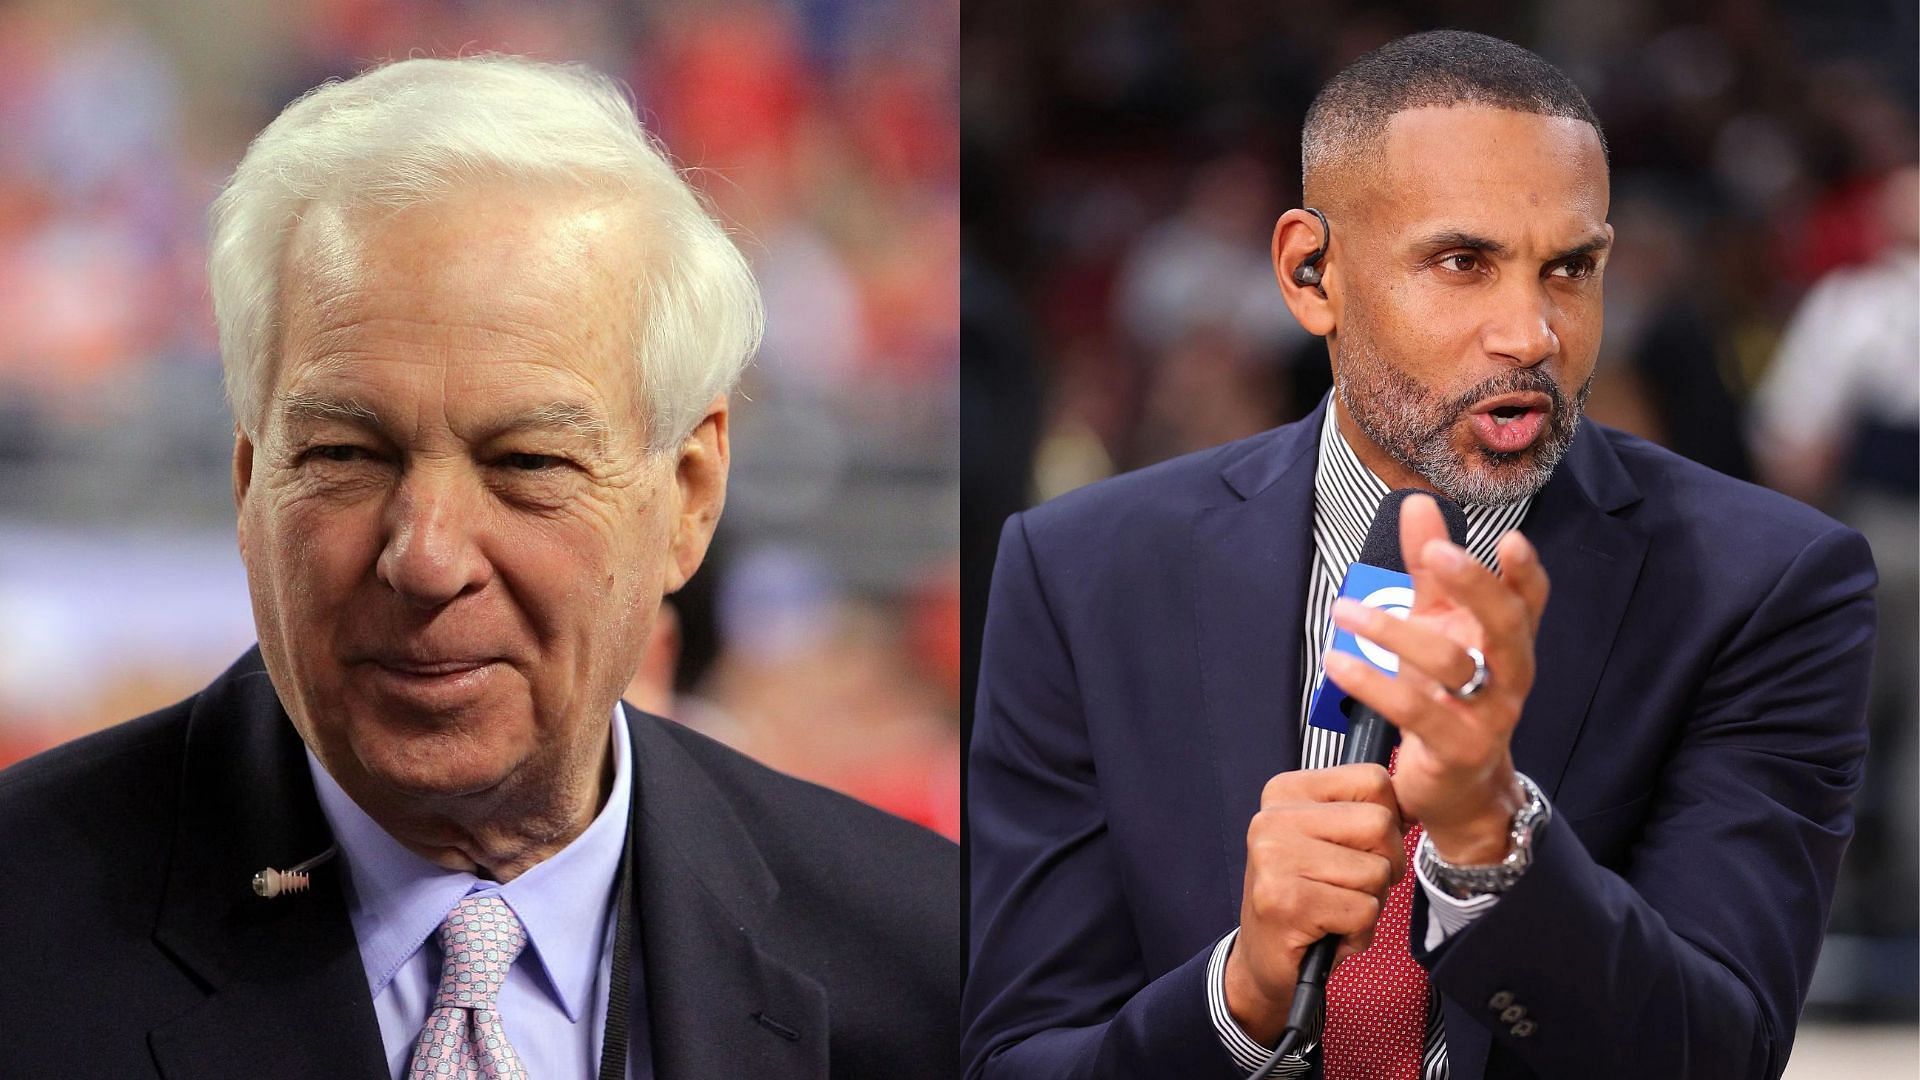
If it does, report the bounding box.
[1313,396,1534,572]
[306,702,632,1024]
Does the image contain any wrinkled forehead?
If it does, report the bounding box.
[269,184,651,438]
[282,181,647,323]
[1365,106,1610,244]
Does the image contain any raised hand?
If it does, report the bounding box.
[1323,493,1551,862]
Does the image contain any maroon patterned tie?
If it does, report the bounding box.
[1323,748,1428,1080]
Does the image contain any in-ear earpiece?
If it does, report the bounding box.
[1293,207,1331,290]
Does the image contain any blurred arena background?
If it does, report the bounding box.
[0,0,959,840]
[960,0,1918,1072]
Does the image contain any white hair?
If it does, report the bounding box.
[208,54,763,449]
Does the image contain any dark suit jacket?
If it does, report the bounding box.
[964,401,1875,1079]
[0,649,959,1078]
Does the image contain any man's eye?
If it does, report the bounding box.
[1552,256,1597,280]
[500,453,565,472]
[308,445,373,463]
[1440,253,1481,273]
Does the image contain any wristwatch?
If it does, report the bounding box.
[1416,772,1550,899]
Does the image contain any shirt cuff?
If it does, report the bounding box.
[1206,928,1314,1077]
[1412,777,1555,951]
[1415,861,1503,951]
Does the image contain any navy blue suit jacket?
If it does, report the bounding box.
[965,401,1875,1079]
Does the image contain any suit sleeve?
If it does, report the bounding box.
[1413,524,1876,1078]
[963,512,1242,1079]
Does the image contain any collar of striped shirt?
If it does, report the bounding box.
[1313,398,1534,574]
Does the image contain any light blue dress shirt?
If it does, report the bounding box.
[306,704,639,1079]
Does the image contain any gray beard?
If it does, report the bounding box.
[1333,342,1591,507]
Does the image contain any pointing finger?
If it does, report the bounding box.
[1399,494,1451,616]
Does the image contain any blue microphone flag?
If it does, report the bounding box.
[1304,488,1468,736]
[1305,562,1414,736]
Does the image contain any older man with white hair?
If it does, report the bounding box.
[0,56,957,1079]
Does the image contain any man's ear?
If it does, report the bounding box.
[233,426,256,508]
[1272,208,1337,337]
[233,425,256,563]
[663,394,730,594]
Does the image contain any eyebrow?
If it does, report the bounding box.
[1412,229,1612,264]
[1415,230,1511,258]
[279,391,381,428]
[276,392,614,453]
[495,401,613,452]
[1550,233,1614,262]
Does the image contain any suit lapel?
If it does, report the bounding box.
[1438,426,1647,1080]
[148,655,388,1080]
[1509,426,1647,798]
[626,706,829,1080]
[1191,407,1322,893]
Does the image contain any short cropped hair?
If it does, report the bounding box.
[209,55,762,450]
[1302,30,1606,200]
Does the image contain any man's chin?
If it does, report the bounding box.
[1446,443,1561,505]
[340,720,529,802]
[365,761,513,800]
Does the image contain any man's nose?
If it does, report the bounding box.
[376,467,492,608]
[1482,282,1560,368]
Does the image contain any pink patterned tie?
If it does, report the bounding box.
[406,895,530,1080]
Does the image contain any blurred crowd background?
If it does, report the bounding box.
[961,0,1919,1058]
[0,0,959,840]
[2,0,1915,1065]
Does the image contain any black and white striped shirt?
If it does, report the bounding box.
[1206,402,1534,1078]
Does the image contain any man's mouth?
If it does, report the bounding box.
[376,658,493,676]
[355,653,505,708]
[1467,392,1551,454]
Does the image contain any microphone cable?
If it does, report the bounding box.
[1247,702,1397,1079]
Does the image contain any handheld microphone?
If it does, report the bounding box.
[1251,488,1468,1078]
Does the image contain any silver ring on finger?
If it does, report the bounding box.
[1451,647,1489,700]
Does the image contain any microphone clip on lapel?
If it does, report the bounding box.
[252,844,339,898]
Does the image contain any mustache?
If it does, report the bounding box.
[1441,368,1579,419]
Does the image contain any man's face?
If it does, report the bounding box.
[235,183,723,823]
[1328,106,1611,505]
